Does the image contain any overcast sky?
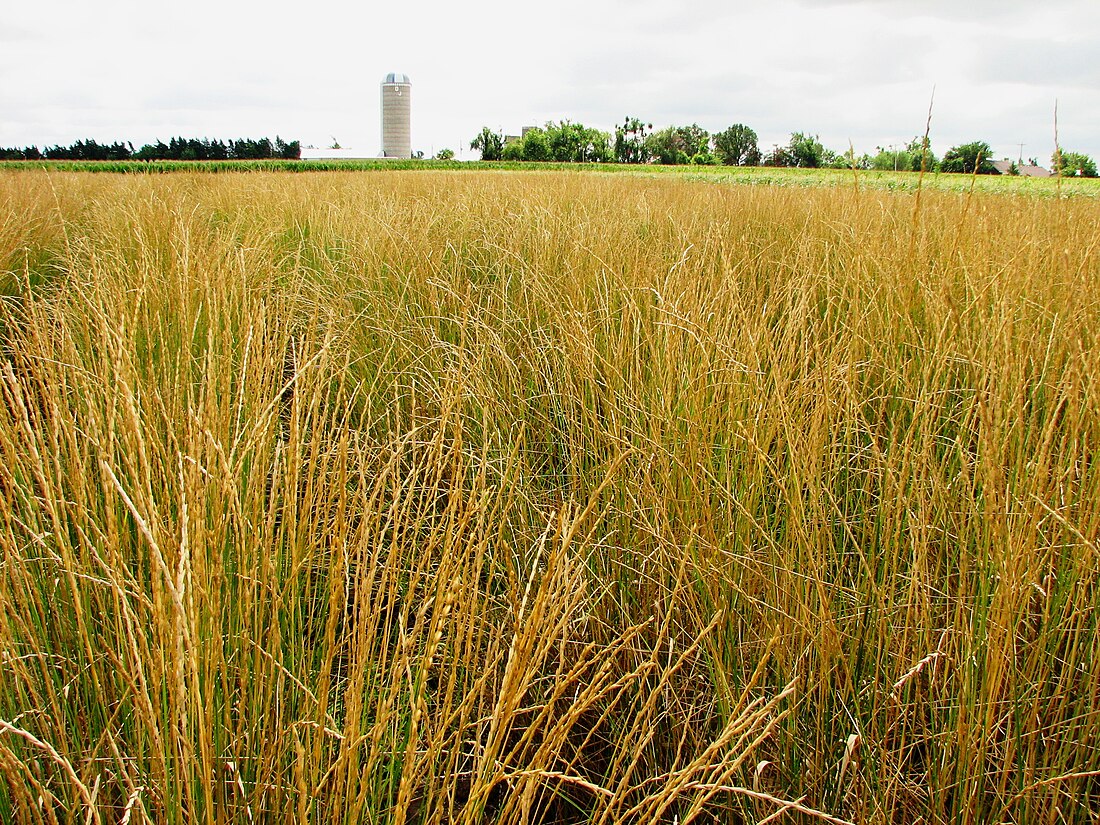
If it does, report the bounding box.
[3,0,1098,164]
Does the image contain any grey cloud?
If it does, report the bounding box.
[971,37,1100,88]
[790,0,1051,20]
[139,83,286,112]
[0,23,39,43]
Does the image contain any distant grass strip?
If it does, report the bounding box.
[3,157,1098,197]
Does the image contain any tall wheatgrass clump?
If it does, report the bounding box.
[0,168,1098,824]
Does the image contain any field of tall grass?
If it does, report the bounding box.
[1,168,1098,824]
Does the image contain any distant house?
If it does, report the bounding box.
[990,159,1052,177]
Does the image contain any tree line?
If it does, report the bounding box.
[0,136,301,161]
[470,119,1097,177]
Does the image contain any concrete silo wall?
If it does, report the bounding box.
[381,80,411,159]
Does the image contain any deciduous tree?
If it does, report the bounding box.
[762,133,827,168]
[788,132,826,168]
[643,124,711,165]
[672,124,710,159]
[941,141,997,174]
[713,124,760,166]
[544,121,612,163]
[614,117,652,164]
[1052,149,1097,177]
[470,127,505,161]
[518,128,551,162]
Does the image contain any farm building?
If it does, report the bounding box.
[990,159,1052,177]
[381,72,412,159]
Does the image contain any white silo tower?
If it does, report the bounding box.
[380,72,412,159]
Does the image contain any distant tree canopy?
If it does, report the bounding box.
[488,122,612,163]
[645,124,711,165]
[678,124,711,159]
[53,140,134,160]
[1052,148,1097,178]
[791,132,829,168]
[0,136,300,161]
[614,117,653,164]
[132,137,300,161]
[543,121,612,163]
[0,140,132,161]
[470,127,505,161]
[713,124,760,166]
[645,128,689,166]
[940,141,998,174]
[502,131,545,162]
[868,136,939,173]
[487,118,897,170]
[763,132,827,168]
[0,146,43,160]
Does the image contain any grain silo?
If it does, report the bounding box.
[380,72,412,159]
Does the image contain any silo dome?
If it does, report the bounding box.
[383,72,411,85]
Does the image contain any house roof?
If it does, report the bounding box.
[990,159,1052,177]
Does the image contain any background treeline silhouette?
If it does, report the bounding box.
[0,136,301,161]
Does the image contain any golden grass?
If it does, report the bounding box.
[0,168,1098,824]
